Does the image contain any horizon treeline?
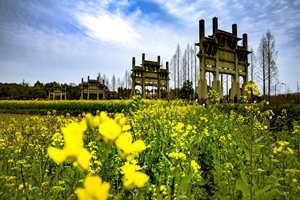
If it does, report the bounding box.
[0,70,132,100]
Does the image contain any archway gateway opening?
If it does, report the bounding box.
[196,17,251,102]
[131,53,170,99]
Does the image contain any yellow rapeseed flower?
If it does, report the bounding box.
[227,134,232,140]
[226,163,234,171]
[273,146,283,154]
[203,128,209,136]
[76,176,110,200]
[99,118,121,141]
[287,147,294,154]
[186,124,192,130]
[176,122,185,132]
[160,185,167,192]
[18,184,24,190]
[292,179,297,183]
[116,132,146,157]
[278,141,289,146]
[121,162,148,189]
[47,122,91,170]
[100,112,109,122]
[168,152,186,160]
[86,113,101,128]
[219,136,226,142]
[191,160,201,173]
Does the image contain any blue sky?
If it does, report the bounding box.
[0,0,299,93]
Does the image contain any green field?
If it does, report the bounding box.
[0,99,299,199]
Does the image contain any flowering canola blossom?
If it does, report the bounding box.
[244,81,260,96]
[86,113,101,128]
[99,118,122,141]
[76,176,110,200]
[121,162,149,189]
[47,121,92,170]
[191,160,201,173]
[115,132,146,157]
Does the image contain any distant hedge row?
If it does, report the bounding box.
[0,100,134,115]
[217,103,300,131]
[0,99,201,115]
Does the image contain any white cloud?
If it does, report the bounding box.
[150,0,203,24]
[73,1,191,60]
[75,10,140,45]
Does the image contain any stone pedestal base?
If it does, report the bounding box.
[212,79,223,96]
[198,79,208,102]
[230,81,241,101]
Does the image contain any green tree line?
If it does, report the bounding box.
[0,81,80,100]
[0,81,133,100]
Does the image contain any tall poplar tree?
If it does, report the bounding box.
[257,30,278,96]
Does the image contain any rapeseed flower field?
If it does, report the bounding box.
[0,91,299,199]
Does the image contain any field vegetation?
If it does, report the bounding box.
[0,95,299,199]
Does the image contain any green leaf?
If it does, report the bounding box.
[258,189,278,200]
[180,173,193,193]
[244,149,250,161]
[255,185,271,197]
[236,179,250,198]
[255,136,265,143]
[240,171,248,184]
